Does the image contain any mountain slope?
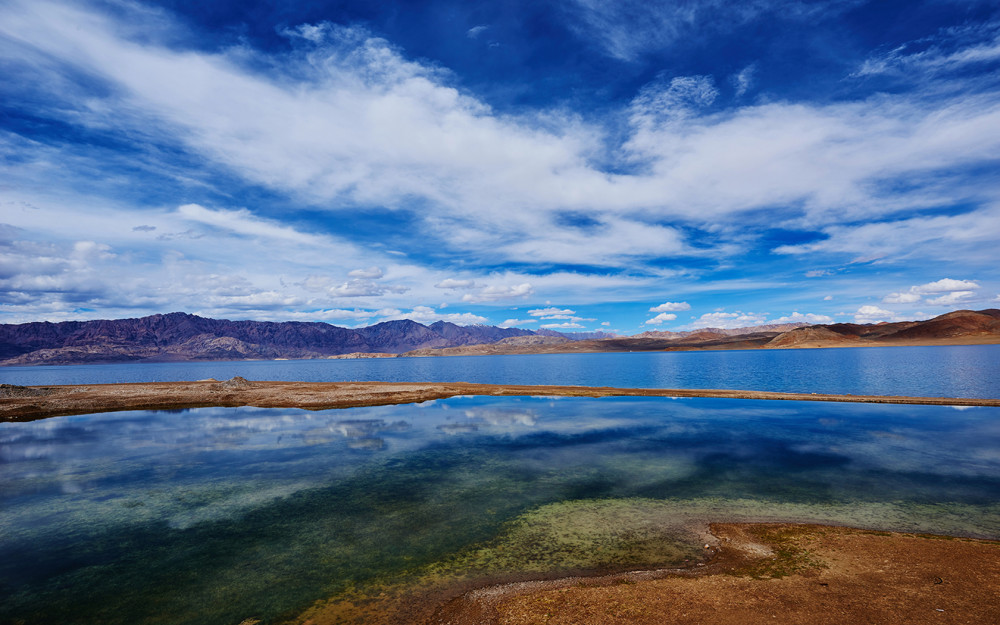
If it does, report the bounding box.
[0,313,534,365]
[765,310,1000,348]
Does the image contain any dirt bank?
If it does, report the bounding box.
[2,379,999,422]
[422,523,1000,625]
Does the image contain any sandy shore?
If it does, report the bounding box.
[2,379,998,422]
[419,523,1000,625]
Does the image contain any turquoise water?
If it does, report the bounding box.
[2,396,999,624]
[2,344,999,398]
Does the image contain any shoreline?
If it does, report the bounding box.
[287,521,1000,625]
[409,522,1000,625]
[2,379,999,422]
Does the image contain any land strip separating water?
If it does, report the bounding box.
[2,379,998,422]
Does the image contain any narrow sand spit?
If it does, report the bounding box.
[2,379,998,422]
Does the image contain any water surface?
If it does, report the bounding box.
[2,344,999,398]
[2,396,999,624]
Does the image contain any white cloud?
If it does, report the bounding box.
[883,278,981,306]
[649,301,690,312]
[3,0,999,282]
[540,322,584,329]
[498,318,537,328]
[687,311,768,329]
[176,204,329,246]
[461,282,534,303]
[378,305,487,325]
[855,22,1000,78]
[854,305,897,323]
[770,312,833,324]
[562,0,852,62]
[911,278,980,294]
[466,25,489,39]
[882,291,922,304]
[925,291,976,306]
[329,279,407,298]
[731,63,756,98]
[435,278,476,289]
[644,312,677,325]
[806,270,832,278]
[348,266,383,279]
[823,295,833,301]
[528,307,575,317]
[775,207,1000,263]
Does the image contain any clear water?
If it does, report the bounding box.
[1,344,999,398]
[2,397,999,624]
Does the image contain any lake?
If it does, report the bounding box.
[2,396,999,625]
[2,344,999,397]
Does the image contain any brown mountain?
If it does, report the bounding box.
[0,313,536,365]
[765,309,1000,348]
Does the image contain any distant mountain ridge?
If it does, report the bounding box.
[2,309,998,366]
[0,312,537,365]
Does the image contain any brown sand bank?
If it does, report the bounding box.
[419,523,1000,625]
[2,379,999,422]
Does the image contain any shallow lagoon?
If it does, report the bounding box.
[3,396,1000,624]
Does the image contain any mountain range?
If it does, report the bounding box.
[1,309,998,366]
[0,312,613,366]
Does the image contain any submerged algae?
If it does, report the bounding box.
[291,495,1000,624]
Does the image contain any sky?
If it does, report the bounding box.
[1,0,999,334]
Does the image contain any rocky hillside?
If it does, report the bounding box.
[766,309,1000,348]
[0,313,536,365]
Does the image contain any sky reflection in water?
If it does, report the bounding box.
[2,396,999,624]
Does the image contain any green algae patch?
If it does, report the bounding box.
[292,498,708,624]
[426,498,707,578]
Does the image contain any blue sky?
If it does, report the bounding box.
[1,0,998,334]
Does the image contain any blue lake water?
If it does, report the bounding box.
[2,396,999,624]
[2,344,999,397]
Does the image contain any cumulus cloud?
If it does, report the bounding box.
[882,291,922,304]
[854,305,897,323]
[883,278,980,306]
[649,301,690,312]
[644,312,677,325]
[528,307,575,317]
[540,322,584,329]
[770,312,833,324]
[498,318,537,328]
[329,279,407,298]
[925,291,976,307]
[687,311,768,329]
[461,282,534,303]
[435,278,476,289]
[378,305,487,325]
[348,266,384,279]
